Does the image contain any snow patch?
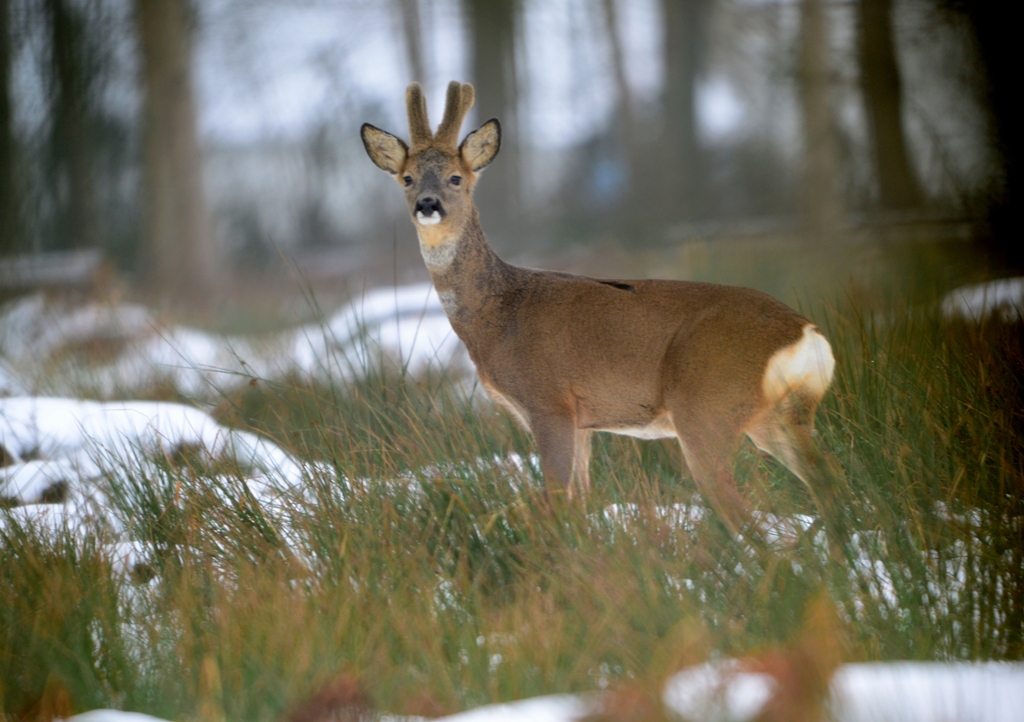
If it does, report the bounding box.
[942,277,1024,322]
[665,660,1024,722]
[435,694,595,722]
[57,662,1024,722]
[0,396,308,508]
[0,284,468,398]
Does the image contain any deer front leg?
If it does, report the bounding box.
[529,414,593,499]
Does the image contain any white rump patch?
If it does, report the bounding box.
[762,324,835,402]
[416,211,441,226]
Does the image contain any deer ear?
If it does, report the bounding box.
[361,123,408,175]
[459,119,501,173]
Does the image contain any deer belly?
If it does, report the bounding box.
[599,417,677,440]
[481,381,531,429]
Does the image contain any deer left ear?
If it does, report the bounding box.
[361,123,408,175]
[459,119,501,173]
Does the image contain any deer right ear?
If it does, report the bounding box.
[459,119,501,173]
[361,124,408,175]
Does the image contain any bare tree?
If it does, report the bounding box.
[858,0,921,211]
[799,0,841,236]
[660,0,708,221]
[46,0,99,250]
[134,0,214,297]
[465,0,519,240]
[398,0,426,83]
[0,0,16,255]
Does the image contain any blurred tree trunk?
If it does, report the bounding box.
[398,0,426,83]
[465,0,519,240]
[135,0,214,297]
[0,0,16,255]
[858,0,921,210]
[799,0,842,237]
[944,0,1021,270]
[602,0,635,191]
[661,0,707,221]
[603,0,633,150]
[47,0,98,250]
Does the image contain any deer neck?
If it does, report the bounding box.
[415,207,515,338]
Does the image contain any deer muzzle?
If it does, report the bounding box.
[415,195,445,226]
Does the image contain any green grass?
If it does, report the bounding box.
[3,272,1023,720]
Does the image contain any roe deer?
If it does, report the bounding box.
[361,81,835,518]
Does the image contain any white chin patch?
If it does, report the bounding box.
[416,211,442,226]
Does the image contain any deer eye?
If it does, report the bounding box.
[449,175,462,186]
[403,175,414,187]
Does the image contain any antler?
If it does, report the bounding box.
[434,81,475,151]
[406,82,433,150]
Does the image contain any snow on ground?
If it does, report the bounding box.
[0,283,468,397]
[665,660,1024,722]
[68,712,177,722]
[0,396,312,580]
[942,277,1024,322]
[0,395,536,575]
[433,694,596,722]
[0,397,306,504]
[61,662,1024,722]
[68,713,418,722]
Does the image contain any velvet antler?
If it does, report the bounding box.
[406,82,433,150]
[434,81,475,151]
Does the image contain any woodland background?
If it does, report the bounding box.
[0,0,1017,300]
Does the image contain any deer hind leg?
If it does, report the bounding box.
[747,394,848,543]
[671,410,753,532]
[530,414,593,499]
[746,396,822,485]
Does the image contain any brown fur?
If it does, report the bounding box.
[361,81,834,519]
[284,673,373,722]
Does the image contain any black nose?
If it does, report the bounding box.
[415,196,442,216]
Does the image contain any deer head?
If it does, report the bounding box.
[361,81,500,243]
